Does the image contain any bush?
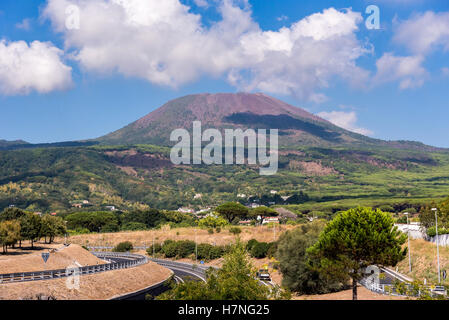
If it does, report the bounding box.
[246,239,259,251]
[229,227,242,235]
[198,216,228,228]
[121,222,147,231]
[162,241,178,258]
[215,227,221,233]
[197,243,214,260]
[207,228,214,234]
[176,240,196,258]
[113,241,133,252]
[396,216,408,224]
[146,243,162,256]
[250,242,270,258]
[426,226,449,237]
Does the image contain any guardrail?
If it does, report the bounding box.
[0,252,148,284]
[360,266,447,298]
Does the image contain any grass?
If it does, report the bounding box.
[63,225,293,248]
[397,239,449,285]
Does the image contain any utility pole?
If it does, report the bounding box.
[195,228,198,265]
[404,212,412,273]
[432,208,441,284]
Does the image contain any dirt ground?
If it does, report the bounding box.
[294,285,411,300]
[64,225,294,247]
[0,244,107,273]
[0,244,172,300]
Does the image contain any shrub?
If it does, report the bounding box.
[196,243,226,261]
[113,241,133,252]
[121,222,147,231]
[426,226,449,237]
[396,216,408,224]
[246,239,259,251]
[229,227,242,235]
[146,243,162,256]
[207,228,214,234]
[198,216,228,228]
[215,227,221,233]
[250,242,270,258]
[197,243,214,260]
[176,240,196,258]
[162,241,178,258]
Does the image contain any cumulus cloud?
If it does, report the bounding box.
[43,0,370,101]
[193,0,209,8]
[394,11,449,55]
[374,11,449,89]
[0,40,73,95]
[317,111,373,136]
[15,18,32,30]
[374,53,428,89]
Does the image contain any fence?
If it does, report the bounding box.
[359,266,447,298]
[0,252,148,284]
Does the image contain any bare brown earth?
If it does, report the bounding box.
[288,160,337,176]
[0,244,172,300]
[0,261,172,300]
[64,225,294,248]
[294,285,410,300]
[0,244,106,273]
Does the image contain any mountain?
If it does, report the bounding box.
[0,139,29,149]
[97,93,382,147]
[1,93,449,214]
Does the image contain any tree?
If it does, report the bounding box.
[0,207,26,221]
[40,215,66,244]
[65,211,118,233]
[158,240,288,300]
[276,220,342,294]
[215,202,249,224]
[19,213,42,248]
[419,197,449,229]
[197,216,228,228]
[308,207,407,300]
[249,206,278,218]
[0,220,21,253]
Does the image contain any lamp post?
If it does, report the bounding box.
[404,212,412,273]
[195,228,198,265]
[432,208,441,284]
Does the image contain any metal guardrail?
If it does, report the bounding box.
[0,252,148,284]
[360,266,447,298]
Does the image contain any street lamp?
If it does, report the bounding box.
[432,208,441,284]
[195,228,198,265]
[404,212,412,273]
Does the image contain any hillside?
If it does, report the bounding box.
[1,93,449,213]
[98,93,404,148]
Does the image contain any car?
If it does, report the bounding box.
[257,269,271,281]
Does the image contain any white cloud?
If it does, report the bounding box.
[193,0,209,8]
[43,1,370,101]
[373,11,449,90]
[317,111,373,136]
[442,67,449,77]
[276,15,288,22]
[15,18,32,31]
[374,53,428,89]
[0,40,73,95]
[394,11,449,55]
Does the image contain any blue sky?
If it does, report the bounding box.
[0,0,449,147]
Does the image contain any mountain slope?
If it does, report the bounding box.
[97,93,381,147]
